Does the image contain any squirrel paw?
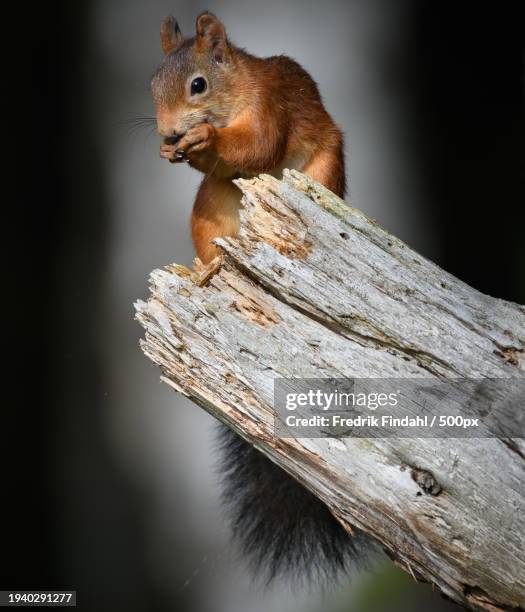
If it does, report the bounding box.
[177,123,216,157]
[160,140,187,164]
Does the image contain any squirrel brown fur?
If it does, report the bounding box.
[152,11,345,264]
[151,12,371,583]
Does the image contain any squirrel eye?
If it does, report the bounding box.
[190,77,207,95]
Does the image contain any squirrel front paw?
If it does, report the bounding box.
[160,137,187,164]
[177,123,216,157]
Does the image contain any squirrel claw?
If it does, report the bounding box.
[174,149,188,163]
[172,149,188,162]
[160,139,188,163]
[162,147,188,163]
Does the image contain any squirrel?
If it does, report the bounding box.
[151,12,371,582]
[152,11,345,264]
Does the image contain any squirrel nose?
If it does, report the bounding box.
[157,118,183,137]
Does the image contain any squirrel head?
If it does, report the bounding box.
[151,12,241,137]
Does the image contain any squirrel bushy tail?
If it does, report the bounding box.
[216,424,373,583]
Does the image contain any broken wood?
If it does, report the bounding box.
[135,169,525,610]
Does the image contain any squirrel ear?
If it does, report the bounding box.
[160,15,184,55]
[195,12,229,63]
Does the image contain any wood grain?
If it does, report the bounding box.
[136,170,525,610]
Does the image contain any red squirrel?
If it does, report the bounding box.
[151,13,369,582]
[152,11,345,264]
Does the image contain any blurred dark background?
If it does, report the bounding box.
[5,1,524,611]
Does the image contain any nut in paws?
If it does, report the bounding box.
[177,123,216,156]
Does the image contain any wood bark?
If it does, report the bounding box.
[135,170,525,610]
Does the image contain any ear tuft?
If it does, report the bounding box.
[195,12,229,63]
[160,15,184,55]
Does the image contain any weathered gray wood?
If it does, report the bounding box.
[135,170,525,611]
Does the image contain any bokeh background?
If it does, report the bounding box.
[7,1,523,611]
